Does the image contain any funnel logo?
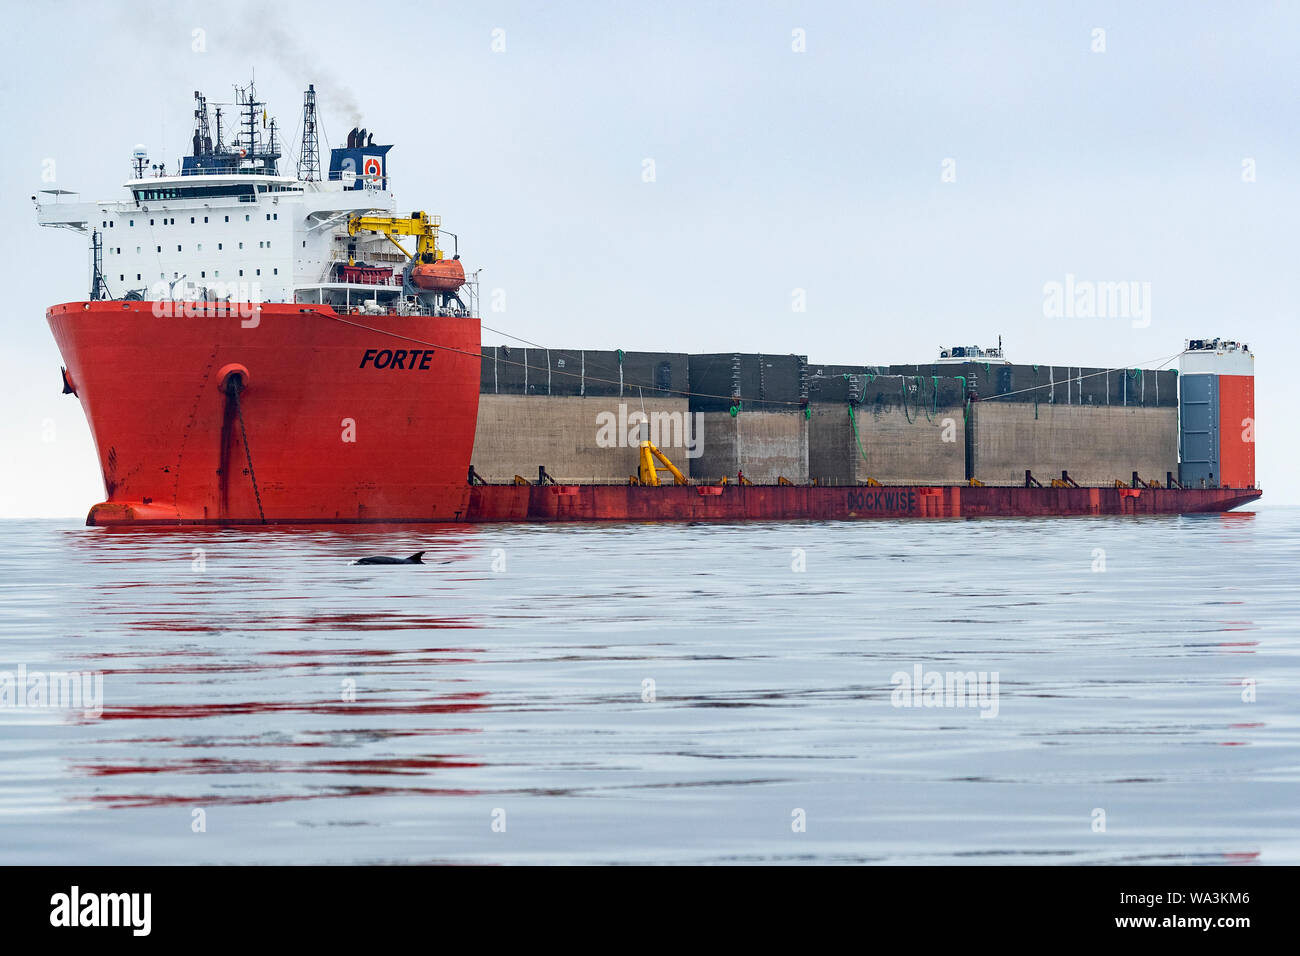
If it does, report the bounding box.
[362,156,383,179]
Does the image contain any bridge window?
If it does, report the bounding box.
[133,184,255,202]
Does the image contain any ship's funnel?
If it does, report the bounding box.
[329,142,391,190]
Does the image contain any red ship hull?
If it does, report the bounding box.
[49,301,1261,526]
[48,301,481,525]
[467,483,1262,523]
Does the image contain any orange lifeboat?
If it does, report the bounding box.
[410,258,465,292]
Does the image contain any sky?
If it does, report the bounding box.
[1,0,1296,516]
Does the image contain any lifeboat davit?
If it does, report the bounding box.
[411,258,465,292]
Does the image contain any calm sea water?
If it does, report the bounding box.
[0,510,1296,865]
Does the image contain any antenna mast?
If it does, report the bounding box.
[297,83,320,182]
[192,91,213,156]
[90,230,109,301]
[231,78,280,174]
[236,80,261,158]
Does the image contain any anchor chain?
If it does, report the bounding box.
[227,377,266,524]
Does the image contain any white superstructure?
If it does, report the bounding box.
[38,173,395,303]
[35,81,472,317]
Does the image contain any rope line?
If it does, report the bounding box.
[320,311,1187,411]
[977,352,1184,403]
[320,312,809,407]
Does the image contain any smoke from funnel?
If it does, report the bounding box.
[121,3,367,126]
[250,22,364,126]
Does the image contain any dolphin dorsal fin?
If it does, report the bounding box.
[407,551,426,563]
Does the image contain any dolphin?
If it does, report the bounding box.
[354,550,427,565]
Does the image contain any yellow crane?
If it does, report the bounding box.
[346,212,445,266]
[634,440,689,486]
[630,421,688,486]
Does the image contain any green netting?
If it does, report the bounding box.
[848,403,869,461]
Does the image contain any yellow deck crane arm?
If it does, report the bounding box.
[637,440,688,486]
[345,212,443,266]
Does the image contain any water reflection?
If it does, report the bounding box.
[0,511,1296,863]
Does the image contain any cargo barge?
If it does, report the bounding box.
[83,482,1259,527]
[36,82,1260,527]
[464,483,1259,524]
